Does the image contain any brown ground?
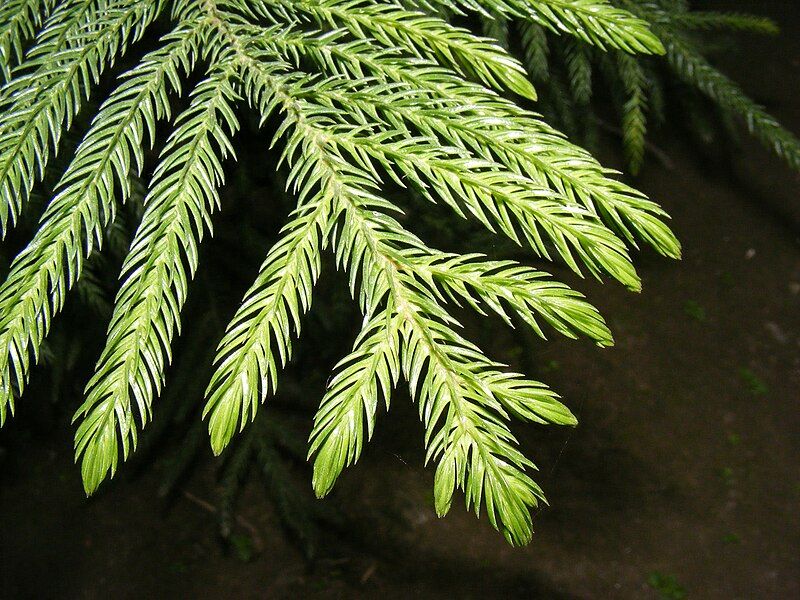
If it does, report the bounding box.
[1,1,798,598]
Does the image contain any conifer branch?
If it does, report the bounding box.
[520,21,550,82]
[422,0,664,54]
[0,0,691,544]
[268,89,575,543]
[255,0,539,100]
[204,189,333,455]
[663,32,800,171]
[620,0,800,172]
[0,21,202,426]
[614,51,648,175]
[670,11,779,36]
[0,0,56,82]
[561,38,592,106]
[74,60,239,494]
[0,0,163,234]
[308,305,402,497]
[261,31,678,260]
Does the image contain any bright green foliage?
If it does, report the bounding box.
[0,17,203,423]
[0,0,164,233]
[205,175,332,455]
[426,0,665,55]
[0,0,686,546]
[277,0,540,101]
[75,64,240,494]
[0,0,56,82]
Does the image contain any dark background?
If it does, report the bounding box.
[1,1,798,598]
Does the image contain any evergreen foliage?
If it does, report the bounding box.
[522,0,800,173]
[0,0,794,545]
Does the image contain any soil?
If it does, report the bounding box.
[1,1,798,598]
